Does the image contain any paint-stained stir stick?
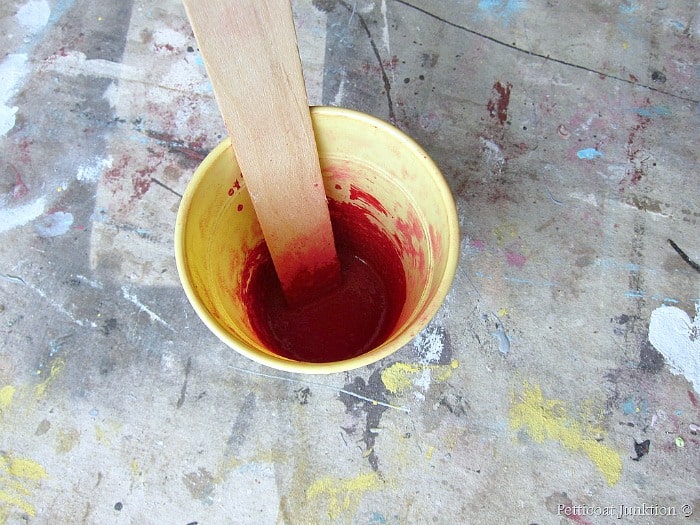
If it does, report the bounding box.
[182,0,340,304]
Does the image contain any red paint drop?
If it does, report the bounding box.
[237,204,243,211]
[242,200,406,363]
[486,81,512,125]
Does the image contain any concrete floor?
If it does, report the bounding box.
[1,0,699,523]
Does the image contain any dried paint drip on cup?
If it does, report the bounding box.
[241,199,407,363]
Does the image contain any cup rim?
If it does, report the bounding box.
[175,106,459,374]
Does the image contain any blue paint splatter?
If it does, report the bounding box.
[368,513,387,525]
[622,397,648,415]
[477,0,527,22]
[576,148,603,160]
[619,1,640,14]
[669,20,685,31]
[634,105,671,118]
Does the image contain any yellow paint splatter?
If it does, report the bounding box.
[381,360,459,394]
[5,457,46,481]
[509,382,622,486]
[0,386,15,411]
[306,472,380,520]
[34,358,66,399]
[426,446,435,460]
[497,308,508,318]
[382,363,421,394]
[55,428,80,454]
[94,425,111,446]
[0,453,47,518]
[493,222,517,244]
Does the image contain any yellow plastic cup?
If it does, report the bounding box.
[175,106,459,374]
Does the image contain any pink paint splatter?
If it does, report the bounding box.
[505,250,527,268]
[689,390,699,409]
[469,239,486,251]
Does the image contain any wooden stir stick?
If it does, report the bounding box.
[182,0,340,304]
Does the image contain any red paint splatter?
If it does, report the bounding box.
[104,156,130,187]
[11,165,28,199]
[237,204,243,212]
[361,55,399,75]
[133,152,164,202]
[393,214,427,276]
[429,224,444,263]
[505,250,527,268]
[486,81,513,125]
[623,99,652,186]
[624,116,650,184]
[153,42,175,53]
[349,184,388,215]
[558,505,594,525]
[689,390,699,408]
[384,55,399,70]
[145,130,207,162]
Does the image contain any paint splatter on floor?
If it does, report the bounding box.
[0,386,15,411]
[648,303,700,394]
[0,453,47,518]
[576,147,603,160]
[33,357,66,399]
[306,472,381,520]
[509,382,622,485]
[632,439,650,461]
[380,360,459,395]
[34,211,74,238]
[486,81,513,125]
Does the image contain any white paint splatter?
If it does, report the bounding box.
[412,326,445,363]
[380,0,393,82]
[479,136,505,174]
[0,196,46,233]
[332,74,347,106]
[16,0,51,33]
[102,81,119,109]
[1,273,84,326]
[34,211,74,237]
[43,51,132,82]
[121,286,174,331]
[648,303,700,394]
[152,27,189,51]
[491,315,511,355]
[0,53,29,136]
[77,156,113,183]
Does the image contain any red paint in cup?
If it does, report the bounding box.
[242,199,406,363]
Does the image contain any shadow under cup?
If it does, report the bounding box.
[175,106,459,374]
